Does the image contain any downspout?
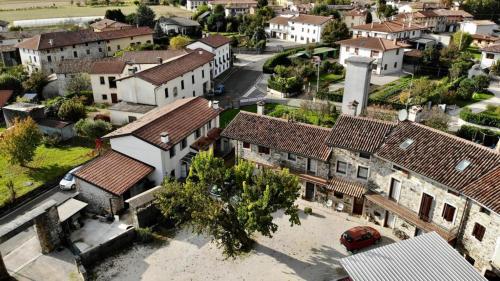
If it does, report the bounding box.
[454,198,471,248]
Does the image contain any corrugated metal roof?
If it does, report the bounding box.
[340,232,487,281]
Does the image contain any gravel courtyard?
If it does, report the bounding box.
[92,201,398,281]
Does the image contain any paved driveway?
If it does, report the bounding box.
[92,200,399,281]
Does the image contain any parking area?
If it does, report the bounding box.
[91,200,399,281]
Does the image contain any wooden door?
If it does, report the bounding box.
[352,197,364,215]
[111,93,118,103]
[384,211,395,228]
[418,193,433,222]
[305,182,315,201]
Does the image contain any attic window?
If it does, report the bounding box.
[456,160,471,172]
[399,138,414,150]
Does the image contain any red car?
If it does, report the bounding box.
[340,226,381,252]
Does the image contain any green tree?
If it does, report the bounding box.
[169,35,192,50]
[462,0,499,20]
[136,4,156,27]
[58,98,87,122]
[257,0,267,8]
[155,150,301,258]
[457,78,475,100]
[22,72,48,94]
[472,75,490,92]
[452,31,473,51]
[74,119,113,140]
[321,19,350,46]
[66,73,91,95]
[0,117,42,166]
[0,74,23,95]
[105,9,126,22]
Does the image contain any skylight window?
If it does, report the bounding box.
[399,138,414,150]
[456,160,471,172]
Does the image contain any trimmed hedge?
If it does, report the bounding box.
[268,76,302,94]
[316,89,343,102]
[456,125,500,147]
[459,108,500,128]
[262,47,305,74]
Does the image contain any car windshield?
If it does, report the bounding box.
[342,232,353,243]
[63,173,74,181]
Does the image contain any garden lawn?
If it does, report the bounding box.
[0,141,94,207]
[454,92,495,107]
[466,47,482,60]
[319,73,343,84]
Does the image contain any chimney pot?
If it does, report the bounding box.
[208,100,213,108]
[212,100,219,110]
[160,132,170,144]
[198,50,203,55]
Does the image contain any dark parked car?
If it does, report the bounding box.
[340,226,381,252]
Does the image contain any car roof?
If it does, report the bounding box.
[345,226,375,238]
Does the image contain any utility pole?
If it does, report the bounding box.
[313,56,321,94]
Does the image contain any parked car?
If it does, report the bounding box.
[59,166,82,190]
[214,84,224,95]
[340,226,381,252]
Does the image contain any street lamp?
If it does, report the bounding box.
[313,56,321,94]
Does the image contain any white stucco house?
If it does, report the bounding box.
[208,0,257,17]
[337,37,406,75]
[109,49,214,125]
[267,14,333,44]
[460,20,498,35]
[186,0,208,10]
[352,20,426,40]
[480,44,500,69]
[187,34,231,78]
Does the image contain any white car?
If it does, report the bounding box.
[59,166,82,190]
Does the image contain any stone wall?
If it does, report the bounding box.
[76,179,124,214]
[459,202,500,273]
[330,148,372,183]
[34,205,62,254]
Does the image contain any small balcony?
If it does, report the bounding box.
[365,192,458,242]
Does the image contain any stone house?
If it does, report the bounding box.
[343,9,367,30]
[187,34,232,78]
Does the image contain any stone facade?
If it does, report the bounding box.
[459,202,500,273]
[76,179,125,214]
[34,205,62,254]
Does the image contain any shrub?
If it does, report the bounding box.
[0,117,42,166]
[456,125,500,146]
[0,74,23,95]
[74,119,113,139]
[262,47,305,73]
[472,75,490,92]
[136,227,155,244]
[460,107,500,128]
[304,207,313,215]
[267,76,302,94]
[456,78,475,100]
[41,133,62,147]
[316,88,343,102]
[58,99,87,122]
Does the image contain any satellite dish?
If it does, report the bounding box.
[398,109,408,121]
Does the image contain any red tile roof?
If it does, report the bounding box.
[197,34,232,48]
[326,115,396,153]
[90,19,132,31]
[0,90,13,107]
[269,16,290,25]
[337,37,406,51]
[221,111,332,161]
[104,97,221,151]
[462,166,500,213]
[375,121,500,191]
[90,59,126,74]
[16,27,153,50]
[344,9,367,17]
[352,20,426,33]
[122,49,189,64]
[289,14,332,25]
[74,150,154,196]
[130,49,213,85]
[481,43,500,53]
[327,177,366,198]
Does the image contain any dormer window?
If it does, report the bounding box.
[456,160,471,172]
[399,138,414,150]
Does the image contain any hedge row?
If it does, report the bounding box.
[262,47,305,74]
[456,125,500,147]
[268,76,302,94]
[459,108,500,128]
[316,89,343,102]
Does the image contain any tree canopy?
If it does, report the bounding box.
[104,9,126,22]
[155,150,301,257]
[452,31,472,51]
[0,117,42,166]
[321,19,350,46]
[136,4,156,27]
[58,98,87,122]
[169,35,192,50]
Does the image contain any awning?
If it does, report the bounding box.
[57,198,88,222]
[365,193,457,241]
[180,152,198,164]
[327,177,366,198]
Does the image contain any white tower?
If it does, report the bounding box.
[342,56,374,116]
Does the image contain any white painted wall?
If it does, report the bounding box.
[460,21,498,35]
[188,41,231,77]
[339,45,403,75]
[186,0,208,10]
[480,51,500,69]
[352,29,422,40]
[109,110,146,126]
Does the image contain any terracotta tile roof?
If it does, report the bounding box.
[481,43,500,53]
[269,16,291,26]
[16,27,153,50]
[104,97,221,150]
[74,150,154,196]
[327,177,366,198]
[375,121,500,191]
[462,166,500,213]
[131,49,213,85]
[290,14,332,25]
[471,34,500,42]
[122,49,189,64]
[352,20,426,33]
[221,112,332,161]
[325,115,396,153]
[344,9,367,17]
[337,37,406,51]
[90,19,132,30]
[0,90,13,107]
[197,34,232,48]
[56,59,96,74]
[433,9,473,18]
[90,59,126,74]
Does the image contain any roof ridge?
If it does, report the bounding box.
[339,114,397,126]
[239,111,331,131]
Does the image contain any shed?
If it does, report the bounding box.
[2,102,45,127]
[340,232,487,281]
[37,119,75,140]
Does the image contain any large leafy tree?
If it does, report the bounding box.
[452,31,472,51]
[74,119,112,140]
[104,9,126,22]
[321,19,350,46]
[136,4,156,27]
[22,71,48,94]
[169,35,192,50]
[66,73,91,96]
[58,98,87,122]
[156,150,301,257]
[0,117,42,166]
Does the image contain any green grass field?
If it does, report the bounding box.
[0,1,192,22]
[0,140,94,207]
